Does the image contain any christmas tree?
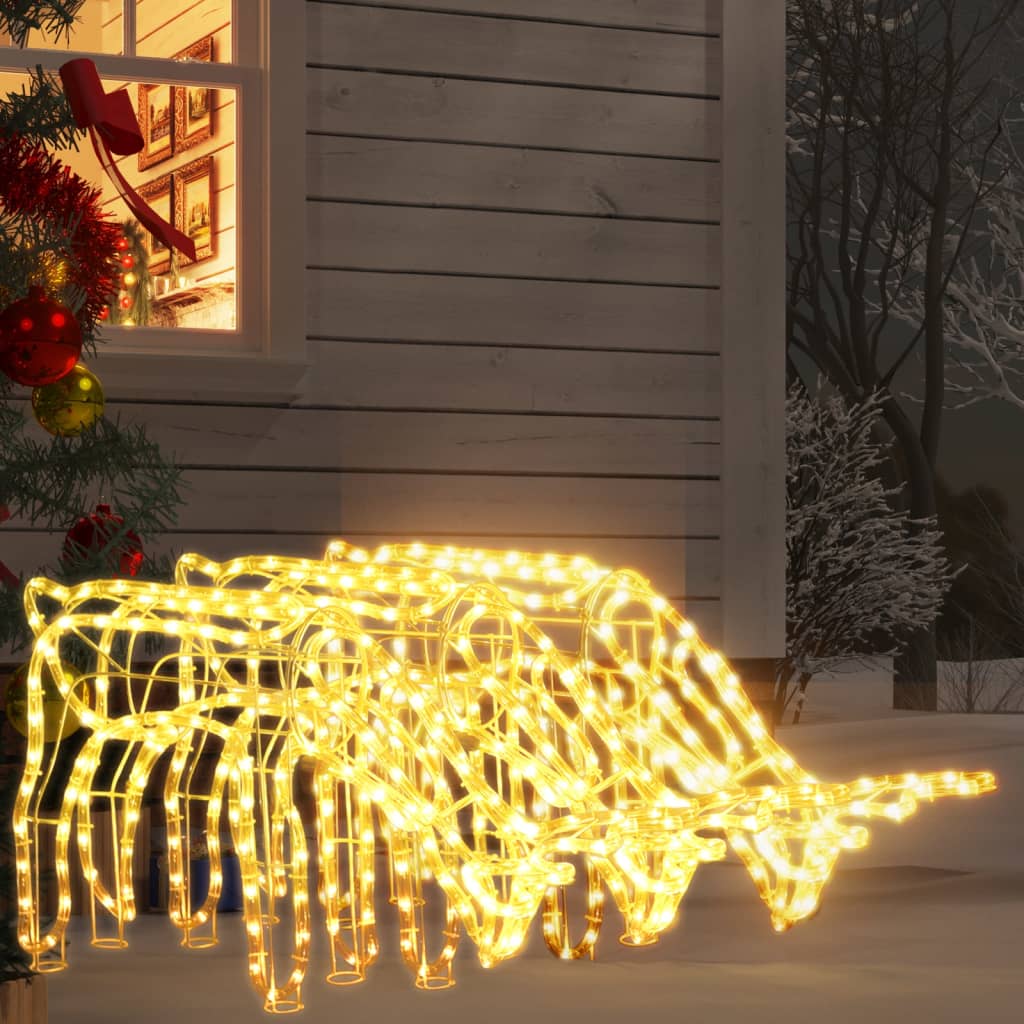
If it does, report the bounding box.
[0,2,185,983]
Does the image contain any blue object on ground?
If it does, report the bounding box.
[187,852,242,913]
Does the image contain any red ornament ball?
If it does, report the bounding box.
[0,287,83,386]
[120,254,134,270]
[119,295,132,309]
[62,503,144,577]
[115,236,130,252]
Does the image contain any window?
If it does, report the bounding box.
[0,0,305,398]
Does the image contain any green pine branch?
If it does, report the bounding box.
[0,378,186,651]
[0,66,82,153]
[0,1,84,48]
[0,0,188,984]
[0,405,182,531]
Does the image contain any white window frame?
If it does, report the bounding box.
[0,0,306,400]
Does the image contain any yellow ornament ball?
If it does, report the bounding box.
[31,362,105,436]
[4,661,92,742]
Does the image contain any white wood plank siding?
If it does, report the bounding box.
[6,533,719,633]
[305,275,720,353]
[306,68,719,159]
[297,344,720,414]
[337,1,721,34]
[720,0,786,661]
[177,471,717,539]
[8,0,735,648]
[104,403,721,477]
[302,0,724,637]
[308,204,719,286]
[306,5,720,95]
[307,136,721,221]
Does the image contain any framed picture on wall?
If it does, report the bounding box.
[137,82,173,170]
[173,36,214,153]
[136,174,172,274]
[175,155,215,263]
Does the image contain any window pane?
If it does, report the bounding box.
[136,0,232,62]
[0,68,237,332]
[119,74,237,330]
[15,1,123,55]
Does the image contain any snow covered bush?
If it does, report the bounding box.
[780,384,954,723]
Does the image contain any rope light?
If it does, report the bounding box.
[13,541,996,1013]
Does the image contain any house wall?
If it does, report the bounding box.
[298,0,725,639]
[9,0,786,663]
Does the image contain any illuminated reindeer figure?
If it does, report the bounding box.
[13,542,995,1014]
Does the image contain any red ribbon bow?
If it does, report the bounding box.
[59,58,196,261]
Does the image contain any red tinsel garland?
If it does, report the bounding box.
[0,131,120,332]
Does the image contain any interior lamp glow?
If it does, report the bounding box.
[13,541,996,1013]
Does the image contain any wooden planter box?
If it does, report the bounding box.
[0,976,46,1024]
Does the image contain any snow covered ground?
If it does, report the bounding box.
[796,657,1024,720]
[44,710,1024,1024]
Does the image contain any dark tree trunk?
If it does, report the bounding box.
[771,663,794,731]
[893,626,938,710]
[790,670,814,725]
[880,397,941,710]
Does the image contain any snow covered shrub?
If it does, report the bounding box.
[780,384,954,723]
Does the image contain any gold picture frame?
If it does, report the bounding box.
[136,174,173,274]
[173,36,214,153]
[137,82,173,170]
[175,155,215,263]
